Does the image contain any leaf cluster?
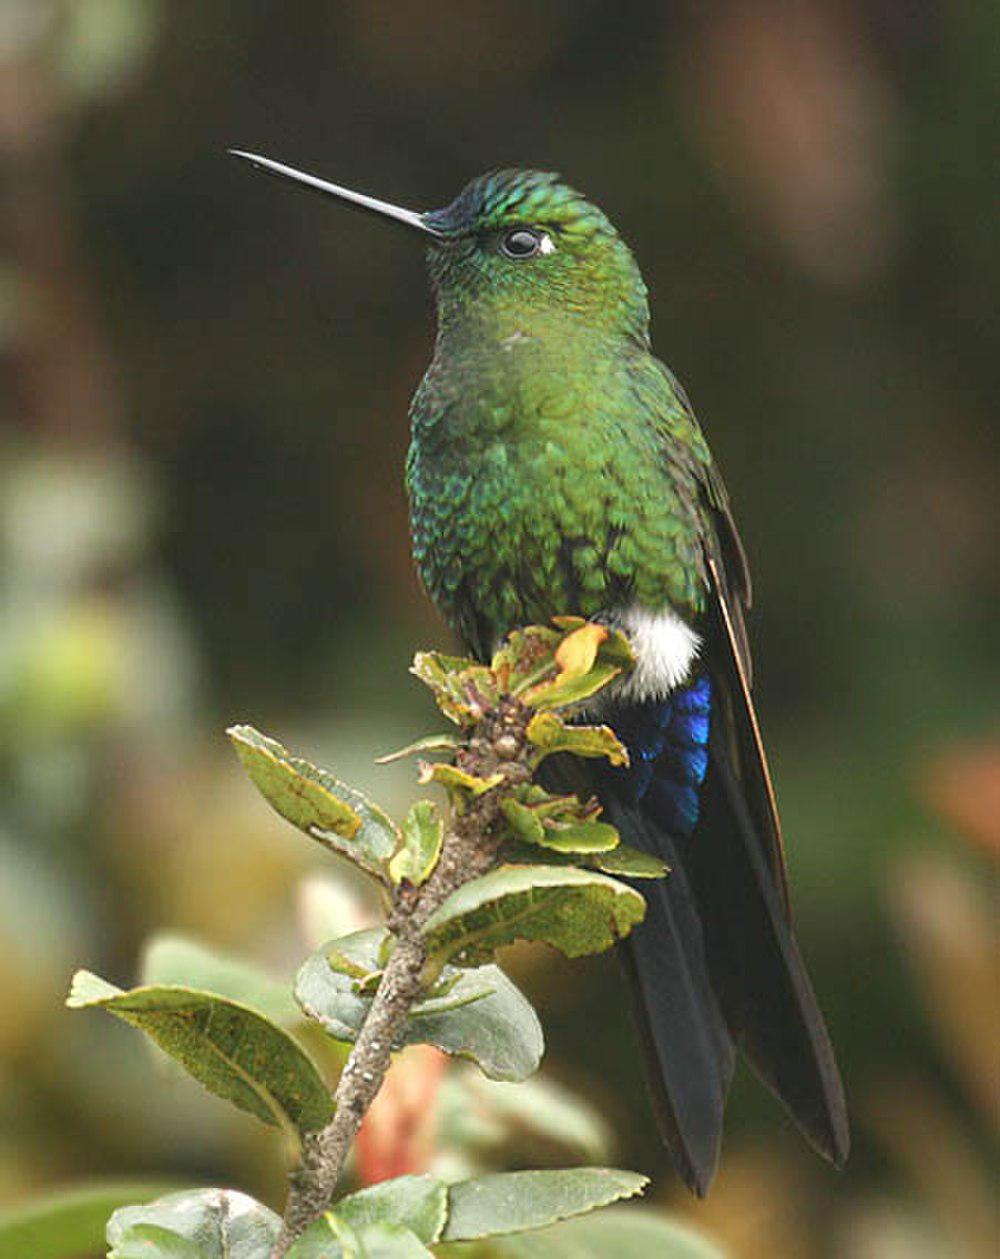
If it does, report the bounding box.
[56,622,706,1257]
[100,1169,718,1257]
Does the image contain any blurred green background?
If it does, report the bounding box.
[1,2,996,1256]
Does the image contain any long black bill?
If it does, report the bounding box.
[228,150,441,237]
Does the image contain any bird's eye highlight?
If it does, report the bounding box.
[499,228,552,259]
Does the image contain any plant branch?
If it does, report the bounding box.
[274,698,531,1255]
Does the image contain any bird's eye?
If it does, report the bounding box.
[499,228,547,259]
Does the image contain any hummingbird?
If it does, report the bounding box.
[231,150,849,1194]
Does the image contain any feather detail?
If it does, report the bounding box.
[613,604,702,702]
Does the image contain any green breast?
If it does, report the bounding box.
[406,337,709,657]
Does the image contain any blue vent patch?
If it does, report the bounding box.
[605,675,712,836]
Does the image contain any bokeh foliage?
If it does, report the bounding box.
[0,2,996,1256]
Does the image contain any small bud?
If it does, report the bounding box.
[494,733,519,759]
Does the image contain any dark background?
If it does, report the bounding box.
[1,3,996,1256]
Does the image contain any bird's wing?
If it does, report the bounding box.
[655,363,790,912]
[702,505,790,914]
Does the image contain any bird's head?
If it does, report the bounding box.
[230,153,650,345]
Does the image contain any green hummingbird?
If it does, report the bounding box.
[232,150,849,1194]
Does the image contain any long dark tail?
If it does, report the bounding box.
[603,713,849,1193]
[608,799,735,1194]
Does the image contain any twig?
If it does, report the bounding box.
[273,698,531,1255]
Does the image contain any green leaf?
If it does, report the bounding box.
[421,865,646,965]
[376,733,459,764]
[389,801,444,886]
[141,932,300,1025]
[441,1169,647,1242]
[500,798,544,843]
[357,1224,432,1256]
[524,712,628,766]
[468,1208,726,1257]
[0,1181,182,1259]
[296,931,543,1081]
[335,1175,447,1244]
[503,841,668,881]
[288,1216,433,1258]
[106,1189,281,1259]
[228,725,399,881]
[410,653,497,724]
[534,821,620,854]
[586,844,668,879]
[521,621,634,710]
[419,762,504,799]
[109,1224,202,1257]
[285,1212,357,1258]
[490,624,561,692]
[524,661,623,710]
[68,970,334,1136]
[502,801,620,854]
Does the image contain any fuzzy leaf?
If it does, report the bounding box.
[106,1190,281,1259]
[141,932,299,1025]
[441,1168,647,1242]
[376,733,459,765]
[390,801,444,886]
[68,971,334,1135]
[228,725,399,881]
[524,712,628,766]
[296,931,543,1082]
[475,1208,726,1257]
[422,865,646,966]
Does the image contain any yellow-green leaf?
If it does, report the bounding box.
[537,821,620,854]
[491,625,563,695]
[390,801,444,886]
[228,725,399,881]
[410,653,497,724]
[419,762,504,799]
[500,798,545,844]
[589,845,668,879]
[422,864,646,966]
[68,970,334,1136]
[553,622,609,679]
[525,712,629,766]
[376,733,459,765]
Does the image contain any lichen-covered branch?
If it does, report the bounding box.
[274,698,531,1255]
